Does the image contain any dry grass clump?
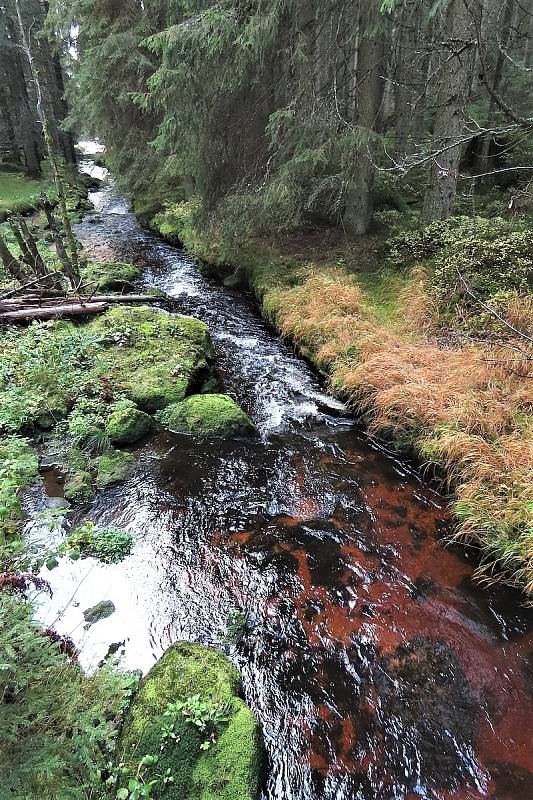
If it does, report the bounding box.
[266,269,376,369]
[265,261,533,595]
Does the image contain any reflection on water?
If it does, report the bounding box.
[26,153,533,800]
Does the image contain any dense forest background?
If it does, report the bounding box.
[42,0,533,235]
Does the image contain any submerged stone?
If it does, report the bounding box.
[118,642,261,800]
[156,393,257,437]
[105,400,153,445]
[83,600,115,625]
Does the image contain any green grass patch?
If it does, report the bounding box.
[0,171,46,218]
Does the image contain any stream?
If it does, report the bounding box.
[27,146,533,800]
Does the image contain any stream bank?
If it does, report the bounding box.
[20,153,533,799]
[147,202,533,600]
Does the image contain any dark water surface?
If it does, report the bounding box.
[29,154,533,800]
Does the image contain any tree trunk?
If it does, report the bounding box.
[343,0,385,235]
[422,0,475,223]
[0,302,109,324]
[13,0,80,285]
[474,0,514,177]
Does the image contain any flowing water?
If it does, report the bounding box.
[28,150,533,800]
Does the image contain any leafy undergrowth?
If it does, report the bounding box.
[0,591,137,799]
[156,200,533,598]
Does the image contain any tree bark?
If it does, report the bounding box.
[0,302,109,323]
[343,0,385,235]
[422,0,475,223]
[474,0,514,176]
[0,234,31,284]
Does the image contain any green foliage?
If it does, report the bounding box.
[0,593,137,799]
[389,215,533,326]
[65,520,133,563]
[0,436,39,541]
[0,171,47,218]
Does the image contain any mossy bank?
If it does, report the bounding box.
[149,201,533,599]
[0,299,256,540]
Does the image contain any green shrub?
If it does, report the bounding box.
[66,521,133,563]
[0,436,39,541]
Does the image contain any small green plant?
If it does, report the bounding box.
[65,520,133,563]
[162,694,230,751]
[219,607,247,644]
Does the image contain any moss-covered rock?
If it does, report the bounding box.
[118,642,261,800]
[88,307,215,412]
[83,600,115,624]
[104,400,153,445]
[80,260,140,291]
[94,450,135,488]
[63,469,93,502]
[156,394,256,437]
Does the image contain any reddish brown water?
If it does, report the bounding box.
[31,158,533,800]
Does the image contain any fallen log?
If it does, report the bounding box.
[0,302,109,323]
[74,293,167,305]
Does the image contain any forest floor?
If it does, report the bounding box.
[150,208,533,599]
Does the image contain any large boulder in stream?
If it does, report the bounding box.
[156,394,257,437]
[118,642,261,800]
[88,307,215,412]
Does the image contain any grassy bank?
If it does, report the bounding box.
[149,201,533,598]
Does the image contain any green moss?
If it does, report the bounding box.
[80,260,140,291]
[83,600,115,624]
[156,394,257,437]
[94,451,135,488]
[105,400,153,445]
[64,469,94,502]
[88,307,215,412]
[118,642,261,800]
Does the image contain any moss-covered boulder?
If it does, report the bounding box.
[156,394,257,438]
[88,307,215,412]
[80,260,139,291]
[118,642,261,800]
[94,450,135,488]
[105,400,153,445]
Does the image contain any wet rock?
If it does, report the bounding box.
[157,393,257,438]
[44,496,70,510]
[88,307,215,412]
[105,399,153,445]
[64,469,93,502]
[80,260,139,290]
[118,642,261,799]
[83,600,115,625]
[94,450,135,487]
